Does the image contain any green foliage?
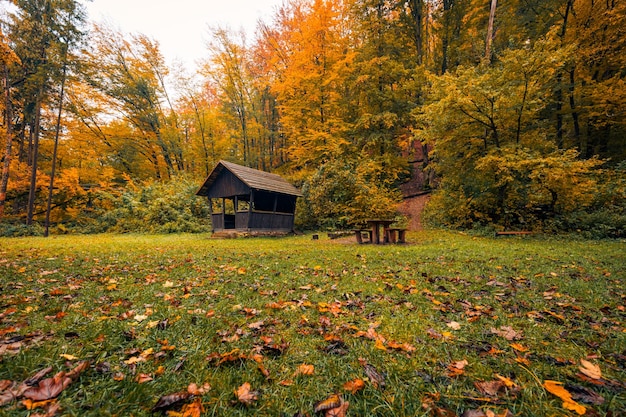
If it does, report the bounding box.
[296,158,402,230]
[87,176,211,234]
[0,176,212,236]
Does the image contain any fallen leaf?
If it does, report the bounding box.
[566,383,605,405]
[359,359,385,389]
[136,373,153,384]
[343,378,365,394]
[152,391,192,413]
[510,343,528,352]
[579,359,601,380]
[295,364,315,376]
[543,380,586,415]
[22,373,71,401]
[29,401,61,417]
[187,383,211,396]
[447,321,461,330]
[314,393,342,413]
[235,382,258,405]
[326,399,349,417]
[494,374,515,388]
[447,359,469,377]
[59,354,79,361]
[474,380,505,397]
[170,397,204,417]
[490,326,522,341]
[21,398,56,410]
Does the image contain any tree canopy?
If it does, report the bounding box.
[1,0,624,236]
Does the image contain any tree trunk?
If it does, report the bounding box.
[556,0,574,150]
[0,64,13,219]
[409,0,424,65]
[26,91,43,225]
[44,60,67,236]
[485,0,498,62]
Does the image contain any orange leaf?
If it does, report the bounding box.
[187,383,210,395]
[295,364,314,376]
[543,380,586,415]
[235,382,258,405]
[510,343,528,352]
[21,398,56,410]
[175,397,204,417]
[343,378,365,394]
[136,373,153,384]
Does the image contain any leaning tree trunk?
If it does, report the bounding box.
[485,0,498,62]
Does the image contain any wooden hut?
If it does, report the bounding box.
[196,160,302,234]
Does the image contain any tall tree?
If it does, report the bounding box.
[0,30,20,219]
[82,24,178,179]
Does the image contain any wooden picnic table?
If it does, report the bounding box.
[366,219,394,244]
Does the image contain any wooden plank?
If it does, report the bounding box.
[495,231,533,236]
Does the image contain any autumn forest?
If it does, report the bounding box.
[1,0,625,236]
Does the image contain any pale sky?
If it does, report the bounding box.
[85,0,285,68]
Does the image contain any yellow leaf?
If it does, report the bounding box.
[374,338,387,351]
[510,343,528,352]
[60,354,79,361]
[543,380,586,415]
[495,374,515,388]
[579,359,602,380]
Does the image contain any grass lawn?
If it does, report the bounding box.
[0,231,624,416]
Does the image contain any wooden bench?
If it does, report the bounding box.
[385,228,407,244]
[353,229,373,244]
[495,231,533,237]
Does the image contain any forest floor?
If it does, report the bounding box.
[0,231,624,416]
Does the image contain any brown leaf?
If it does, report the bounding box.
[325,399,349,417]
[65,361,89,381]
[22,372,71,401]
[579,359,602,380]
[235,382,258,405]
[490,326,522,341]
[343,378,365,394]
[359,359,385,389]
[474,380,505,397]
[566,383,605,405]
[461,410,486,417]
[152,391,192,413]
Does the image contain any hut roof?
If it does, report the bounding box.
[196,160,302,197]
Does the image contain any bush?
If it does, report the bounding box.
[296,159,402,230]
[0,175,212,236]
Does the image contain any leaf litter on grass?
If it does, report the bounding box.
[0,232,624,416]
